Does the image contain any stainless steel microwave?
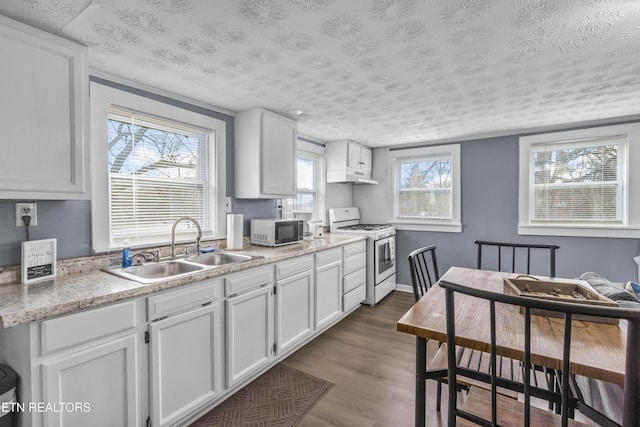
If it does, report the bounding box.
[250,219,304,247]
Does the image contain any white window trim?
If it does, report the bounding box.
[298,140,326,224]
[388,144,462,233]
[90,82,227,252]
[518,122,640,239]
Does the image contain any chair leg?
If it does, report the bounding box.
[437,379,442,412]
[548,369,556,411]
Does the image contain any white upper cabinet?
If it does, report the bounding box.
[326,140,375,184]
[0,15,89,199]
[347,140,372,173]
[234,108,297,198]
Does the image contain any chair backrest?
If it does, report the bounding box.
[408,245,440,302]
[439,279,640,427]
[475,240,559,277]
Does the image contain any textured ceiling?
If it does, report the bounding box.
[1,0,639,147]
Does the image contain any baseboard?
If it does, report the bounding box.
[395,283,412,294]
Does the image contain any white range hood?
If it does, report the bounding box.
[326,169,378,185]
[325,140,378,185]
[345,173,378,185]
[352,177,378,185]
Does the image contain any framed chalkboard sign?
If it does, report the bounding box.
[21,238,57,284]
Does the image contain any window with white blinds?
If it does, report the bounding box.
[107,105,213,243]
[518,123,640,238]
[530,137,624,223]
[283,154,318,219]
[282,141,325,222]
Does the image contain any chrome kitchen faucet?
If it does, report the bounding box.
[171,216,202,258]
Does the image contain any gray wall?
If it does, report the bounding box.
[0,200,92,265]
[393,135,640,285]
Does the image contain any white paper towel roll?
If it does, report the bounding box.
[226,213,244,250]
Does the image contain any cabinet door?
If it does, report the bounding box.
[360,145,372,173]
[315,260,342,330]
[0,15,88,199]
[347,141,362,170]
[42,334,138,427]
[149,303,221,427]
[276,269,314,354]
[226,284,274,387]
[261,112,297,196]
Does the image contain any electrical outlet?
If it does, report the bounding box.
[15,202,37,227]
[225,197,232,213]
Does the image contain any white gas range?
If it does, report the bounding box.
[329,207,396,306]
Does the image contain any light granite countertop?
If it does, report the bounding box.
[0,233,366,328]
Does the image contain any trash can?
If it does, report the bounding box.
[0,364,17,427]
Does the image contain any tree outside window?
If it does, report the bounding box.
[397,156,452,219]
[531,142,622,223]
[107,110,211,241]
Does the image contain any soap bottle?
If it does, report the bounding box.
[122,240,132,267]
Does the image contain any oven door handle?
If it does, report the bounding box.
[383,242,391,263]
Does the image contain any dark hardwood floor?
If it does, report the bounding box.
[284,291,449,427]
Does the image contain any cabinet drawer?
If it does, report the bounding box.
[40,301,136,355]
[147,279,219,321]
[225,265,273,296]
[344,252,366,276]
[275,255,313,280]
[343,284,366,312]
[343,240,366,257]
[315,247,342,267]
[344,267,366,294]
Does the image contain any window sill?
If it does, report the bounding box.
[392,221,462,233]
[518,224,640,239]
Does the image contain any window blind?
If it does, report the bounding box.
[284,156,317,219]
[107,105,213,243]
[530,135,625,223]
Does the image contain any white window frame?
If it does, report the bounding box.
[90,82,227,252]
[518,123,640,238]
[282,140,326,224]
[388,144,462,232]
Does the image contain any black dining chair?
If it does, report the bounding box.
[408,245,440,302]
[407,245,446,411]
[408,245,521,413]
[475,240,561,411]
[439,279,640,427]
[475,240,560,277]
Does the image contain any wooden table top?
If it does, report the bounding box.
[397,267,627,385]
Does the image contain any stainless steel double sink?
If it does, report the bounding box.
[103,252,263,284]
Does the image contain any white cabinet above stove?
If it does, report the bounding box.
[326,140,378,185]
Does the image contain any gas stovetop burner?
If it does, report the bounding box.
[339,224,391,231]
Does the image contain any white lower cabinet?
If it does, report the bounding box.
[225,266,275,388]
[41,334,138,427]
[0,239,371,427]
[146,279,222,427]
[275,256,314,354]
[36,300,140,427]
[148,303,222,427]
[343,241,367,312]
[315,248,343,330]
